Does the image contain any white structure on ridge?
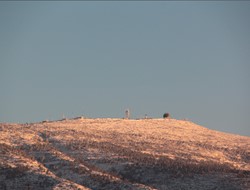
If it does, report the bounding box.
[125,109,130,119]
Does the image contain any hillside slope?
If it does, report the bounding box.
[0,118,249,190]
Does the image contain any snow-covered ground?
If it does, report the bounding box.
[0,118,249,189]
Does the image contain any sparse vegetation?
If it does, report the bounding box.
[0,119,249,189]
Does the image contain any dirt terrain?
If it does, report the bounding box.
[0,118,249,190]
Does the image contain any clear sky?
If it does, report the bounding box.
[0,2,249,136]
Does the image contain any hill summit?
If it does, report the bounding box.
[0,118,249,189]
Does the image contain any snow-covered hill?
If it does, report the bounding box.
[0,118,249,189]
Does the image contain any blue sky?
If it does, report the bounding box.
[0,2,249,136]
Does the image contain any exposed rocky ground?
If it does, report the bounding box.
[0,118,249,190]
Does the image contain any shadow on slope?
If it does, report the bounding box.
[51,138,250,190]
[19,134,152,190]
[0,166,59,190]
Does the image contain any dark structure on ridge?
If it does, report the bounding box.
[163,113,170,119]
